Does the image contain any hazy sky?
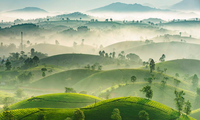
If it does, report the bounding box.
[0,0,182,12]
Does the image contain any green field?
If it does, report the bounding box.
[9,93,101,110]
[1,97,195,120]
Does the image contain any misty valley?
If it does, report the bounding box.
[0,0,200,120]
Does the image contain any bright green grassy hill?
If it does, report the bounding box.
[124,42,200,61]
[99,82,196,110]
[155,59,200,79]
[2,97,195,120]
[72,69,190,93]
[40,53,116,67]
[103,41,145,52]
[9,93,101,110]
[28,69,100,90]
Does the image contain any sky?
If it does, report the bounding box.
[0,0,182,12]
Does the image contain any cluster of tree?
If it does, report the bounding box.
[21,56,40,69]
[140,85,153,99]
[85,63,102,71]
[156,67,167,74]
[18,71,33,83]
[159,54,166,62]
[15,89,25,98]
[30,48,48,59]
[110,108,149,120]
[41,68,47,77]
[143,58,155,73]
[99,50,116,58]
[65,87,76,93]
[144,74,156,84]
[174,90,192,116]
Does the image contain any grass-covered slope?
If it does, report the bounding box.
[103,41,145,52]
[155,59,200,78]
[28,69,100,90]
[191,108,200,120]
[125,42,200,61]
[9,93,101,110]
[72,69,190,92]
[100,82,196,109]
[2,97,195,120]
[40,54,116,67]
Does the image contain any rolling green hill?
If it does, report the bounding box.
[28,69,100,91]
[191,108,200,120]
[25,44,95,56]
[1,97,195,120]
[124,42,200,61]
[99,82,196,110]
[155,59,200,80]
[72,69,191,93]
[40,54,116,68]
[9,93,101,110]
[102,41,145,53]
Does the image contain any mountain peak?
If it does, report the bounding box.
[8,7,48,13]
[88,2,168,13]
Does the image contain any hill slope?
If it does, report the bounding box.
[89,2,168,13]
[99,82,196,110]
[125,42,200,61]
[40,54,116,67]
[2,97,195,120]
[155,59,200,79]
[8,7,48,13]
[9,93,101,110]
[28,69,100,91]
[72,69,190,93]
[171,0,200,10]
[102,41,145,53]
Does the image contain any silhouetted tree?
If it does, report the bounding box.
[149,59,155,73]
[159,54,166,62]
[5,59,11,71]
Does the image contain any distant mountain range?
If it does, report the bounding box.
[88,2,169,13]
[56,12,92,19]
[8,7,48,13]
[171,0,200,10]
